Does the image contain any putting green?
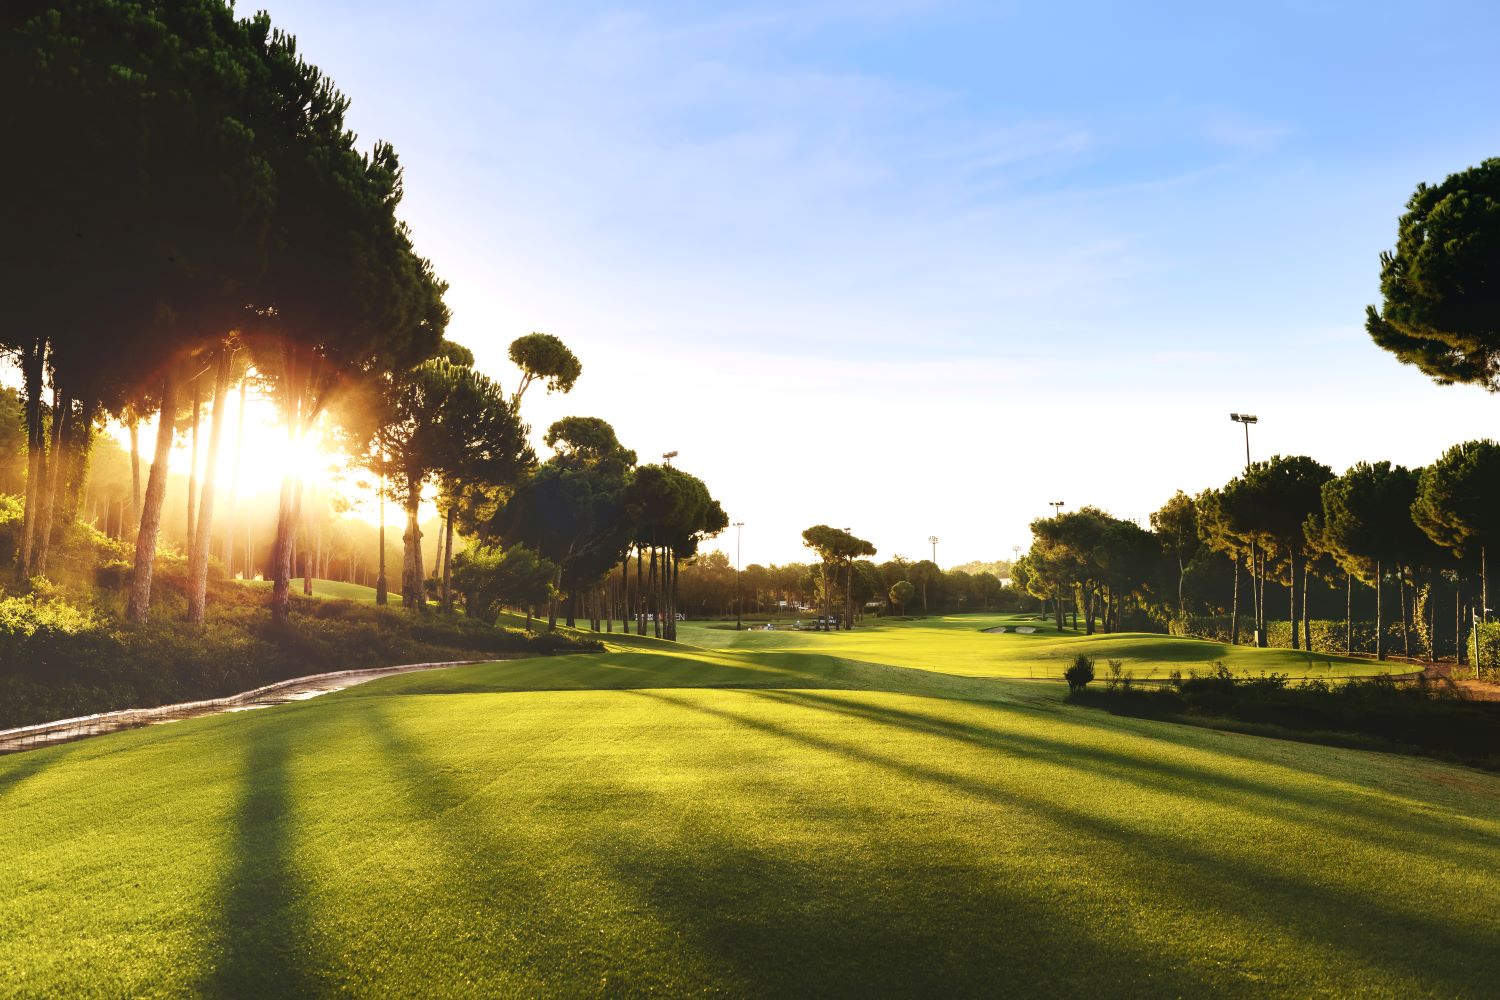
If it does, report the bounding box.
[3,617,1495,997]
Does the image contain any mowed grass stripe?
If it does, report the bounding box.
[2,618,1495,997]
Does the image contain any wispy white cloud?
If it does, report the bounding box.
[1201,111,1292,154]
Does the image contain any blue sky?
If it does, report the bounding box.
[272,0,1500,565]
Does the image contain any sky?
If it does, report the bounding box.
[257,0,1500,567]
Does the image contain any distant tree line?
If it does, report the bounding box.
[1013,442,1499,662]
[666,550,1019,622]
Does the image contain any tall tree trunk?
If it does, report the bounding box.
[302,484,314,596]
[621,556,629,632]
[375,455,388,605]
[129,369,179,622]
[34,386,68,576]
[1457,582,1464,665]
[670,549,680,640]
[432,510,445,578]
[845,560,854,631]
[186,377,200,559]
[1374,559,1384,661]
[1482,546,1489,627]
[222,375,248,576]
[441,507,455,612]
[129,418,141,542]
[1302,560,1311,652]
[1345,572,1353,654]
[650,545,660,638]
[1245,546,1260,642]
[187,348,231,624]
[269,355,306,624]
[401,490,424,610]
[63,398,96,527]
[635,547,644,634]
[1392,566,1404,659]
[1230,553,1240,644]
[549,566,561,631]
[1288,551,1298,650]
[18,337,46,578]
[1257,550,1268,647]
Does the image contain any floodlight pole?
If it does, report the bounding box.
[734,521,745,630]
[929,535,939,566]
[1229,413,1262,646]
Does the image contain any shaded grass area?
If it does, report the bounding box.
[3,621,1500,996]
[1071,670,1500,770]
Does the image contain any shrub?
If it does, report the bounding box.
[1064,654,1095,693]
[1068,667,1500,771]
[1104,658,1132,691]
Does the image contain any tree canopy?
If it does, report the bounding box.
[1367,159,1500,391]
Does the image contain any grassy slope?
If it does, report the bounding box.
[242,578,379,603]
[4,617,1498,997]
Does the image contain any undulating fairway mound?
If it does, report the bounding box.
[4,616,1495,997]
[242,578,380,603]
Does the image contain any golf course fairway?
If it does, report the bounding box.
[4,615,1497,997]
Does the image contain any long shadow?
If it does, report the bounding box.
[353,694,1219,996]
[755,689,1500,869]
[0,746,63,802]
[201,714,318,999]
[631,689,1500,993]
[348,697,601,990]
[564,795,1219,998]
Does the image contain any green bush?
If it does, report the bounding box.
[1064,654,1095,693]
[1068,667,1500,770]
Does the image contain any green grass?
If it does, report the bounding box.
[241,578,379,603]
[3,615,1497,997]
[675,612,1401,680]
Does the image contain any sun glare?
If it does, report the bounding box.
[105,383,382,519]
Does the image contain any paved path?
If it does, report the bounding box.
[0,659,485,756]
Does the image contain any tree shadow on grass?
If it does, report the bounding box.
[0,746,63,802]
[757,689,1500,870]
[631,689,1500,995]
[351,694,1218,997]
[201,715,318,999]
[349,697,612,994]
[567,800,1219,998]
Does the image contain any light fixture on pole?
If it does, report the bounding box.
[1048,500,1064,516]
[733,521,745,631]
[1228,413,1257,470]
[1229,413,1262,647]
[662,450,678,467]
[928,535,939,566]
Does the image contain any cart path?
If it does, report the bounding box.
[0,659,488,755]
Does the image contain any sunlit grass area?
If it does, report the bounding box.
[242,578,379,603]
[675,612,1397,680]
[3,617,1492,996]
